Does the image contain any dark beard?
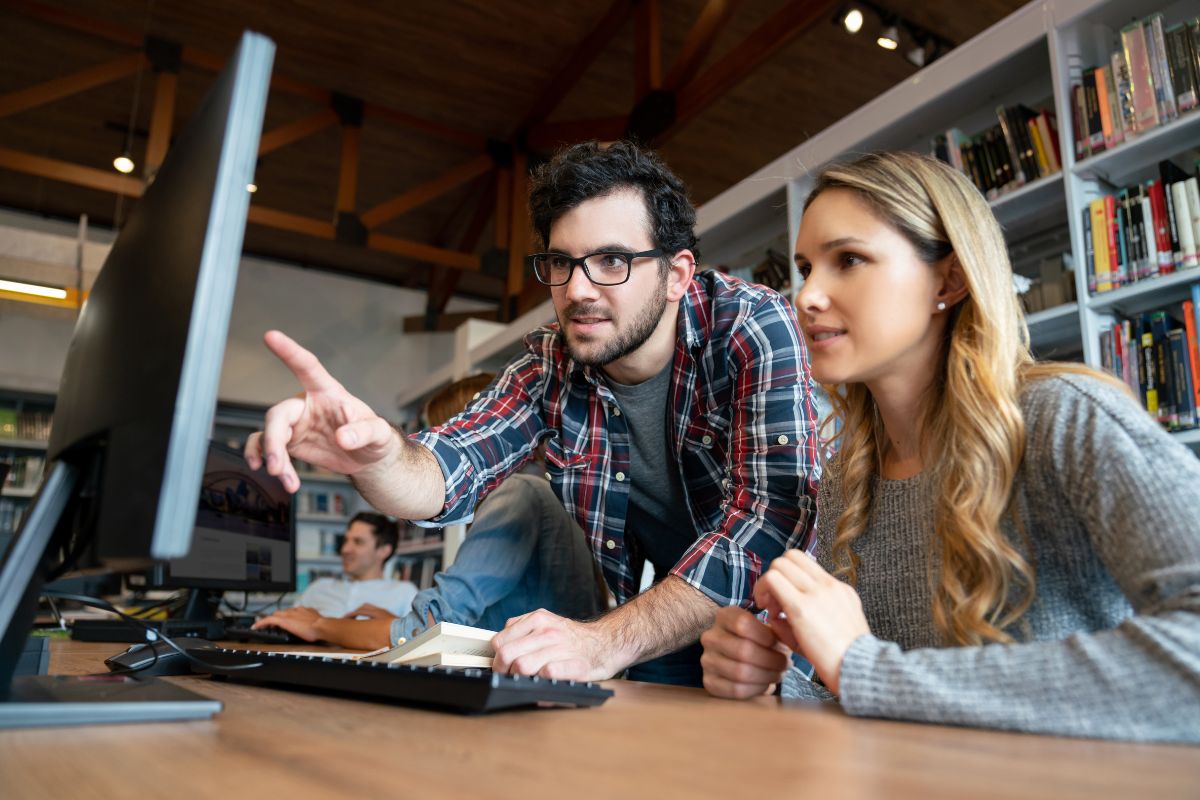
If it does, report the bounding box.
[559,279,668,367]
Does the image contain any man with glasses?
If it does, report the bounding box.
[246,140,820,686]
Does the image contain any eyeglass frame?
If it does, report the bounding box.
[525,248,665,287]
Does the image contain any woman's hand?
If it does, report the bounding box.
[753,550,870,696]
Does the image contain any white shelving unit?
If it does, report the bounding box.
[695,0,1200,452]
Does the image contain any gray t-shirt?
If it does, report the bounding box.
[783,373,1200,743]
[605,362,693,579]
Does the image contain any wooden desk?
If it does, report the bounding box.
[2,640,1197,799]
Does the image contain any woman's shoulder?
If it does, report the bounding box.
[1019,368,1141,425]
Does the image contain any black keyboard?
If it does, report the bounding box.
[222,625,302,644]
[198,647,614,713]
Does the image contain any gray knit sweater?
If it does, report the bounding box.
[782,374,1200,743]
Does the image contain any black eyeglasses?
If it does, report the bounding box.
[526,249,663,286]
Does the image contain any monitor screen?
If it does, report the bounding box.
[148,440,295,593]
[0,30,274,721]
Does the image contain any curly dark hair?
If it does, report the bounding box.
[349,511,399,557]
[528,140,700,263]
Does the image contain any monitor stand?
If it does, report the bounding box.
[0,462,222,729]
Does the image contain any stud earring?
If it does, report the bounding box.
[936,301,946,311]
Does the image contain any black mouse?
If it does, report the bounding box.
[104,637,216,677]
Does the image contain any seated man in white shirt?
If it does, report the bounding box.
[268,512,417,627]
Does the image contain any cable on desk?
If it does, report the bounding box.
[42,590,264,673]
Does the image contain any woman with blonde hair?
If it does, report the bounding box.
[699,151,1200,742]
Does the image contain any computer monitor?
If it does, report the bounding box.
[0,31,274,727]
[134,440,296,621]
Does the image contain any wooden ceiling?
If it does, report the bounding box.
[0,0,1028,325]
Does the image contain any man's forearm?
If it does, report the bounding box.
[313,617,393,651]
[350,435,446,520]
[594,576,719,673]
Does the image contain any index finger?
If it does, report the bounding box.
[264,330,342,393]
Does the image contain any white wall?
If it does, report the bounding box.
[0,210,491,418]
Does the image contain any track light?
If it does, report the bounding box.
[876,24,899,50]
[247,183,258,193]
[842,7,864,34]
[905,46,925,67]
[112,153,135,174]
[0,279,67,300]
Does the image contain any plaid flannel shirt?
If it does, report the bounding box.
[412,270,821,607]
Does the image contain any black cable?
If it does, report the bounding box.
[43,590,263,673]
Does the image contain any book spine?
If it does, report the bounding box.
[1036,111,1061,172]
[1095,66,1118,151]
[1123,22,1161,131]
[995,106,1027,186]
[1166,24,1199,112]
[1172,180,1198,268]
[1110,50,1138,141]
[1147,14,1179,121]
[1148,179,1172,275]
[1083,207,1096,293]
[1081,69,1106,154]
[1027,118,1050,175]
[1170,328,1196,428]
[1138,315,1157,416]
[1151,311,1175,427]
[1186,178,1200,264]
[1104,194,1120,289]
[1192,286,1200,411]
[1140,191,1158,280]
[1114,198,1130,287]
[1090,199,1110,292]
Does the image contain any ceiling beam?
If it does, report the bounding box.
[368,233,483,271]
[144,70,178,177]
[257,110,339,157]
[662,0,740,91]
[246,206,336,239]
[526,115,629,151]
[367,104,488,152]
[9,0,486,147]
[335,125,361,214]
[0,146,143,197]
[360,154,493,230]
[666,0,837,141]
[0,53,144,120]
[634,0,662,102]
[517,0,636,133]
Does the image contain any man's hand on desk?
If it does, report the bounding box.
[253,606,323,642]
[253,606,394,650]
[491,610,615,682]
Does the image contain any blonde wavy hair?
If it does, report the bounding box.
[809,151,1107,646]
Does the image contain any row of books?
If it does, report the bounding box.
[1084,159,1200,294]
[1073,13,1200,161]
[2,453,45,491]
[0,407,52,441]
[296,489,348,516]
[1099,286,1200,431]
[395,555,441,590]
[931,105,1061,200]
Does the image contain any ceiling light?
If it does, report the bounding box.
[0,279,68,300]
[247,183,258,193]
[842,8,864,34]
[113,153,135,174]
[877,25,899,50]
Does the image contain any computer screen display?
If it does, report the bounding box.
[153,441,295,593]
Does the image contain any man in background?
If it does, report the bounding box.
[259,511,416,633]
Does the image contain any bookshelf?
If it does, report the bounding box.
[690,0,1200,452]
[0,391,54,552]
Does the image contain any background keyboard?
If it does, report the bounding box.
[198,647,614,713]
[222,625,302,644]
